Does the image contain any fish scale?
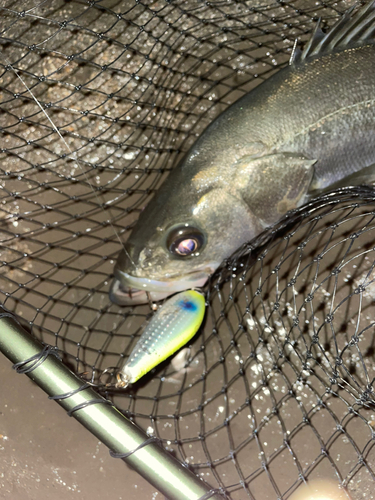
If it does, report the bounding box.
[117,290,206,387]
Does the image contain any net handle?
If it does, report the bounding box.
[0,311,225,500]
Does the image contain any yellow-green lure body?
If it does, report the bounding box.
[117,290,205,387]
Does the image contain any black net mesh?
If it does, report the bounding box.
[1,1,375,498]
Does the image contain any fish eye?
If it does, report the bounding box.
[166,225,205,257]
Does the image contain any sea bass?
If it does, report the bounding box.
[110,1,375,306]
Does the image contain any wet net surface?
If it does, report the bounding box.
[1,1,375,498]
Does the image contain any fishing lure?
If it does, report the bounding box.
[116,290,205,388]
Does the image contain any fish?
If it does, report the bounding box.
[116,290,205,387]
[110,1,375,306]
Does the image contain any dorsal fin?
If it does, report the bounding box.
[292,0,375,64]
[298,18,325,62]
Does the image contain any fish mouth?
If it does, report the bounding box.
[109,279,172,305]
[109,267,216,306]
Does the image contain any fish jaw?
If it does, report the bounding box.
[109,267,213,305]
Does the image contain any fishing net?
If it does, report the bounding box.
[1,0,375,498]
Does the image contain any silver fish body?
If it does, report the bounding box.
[111,2,375,305]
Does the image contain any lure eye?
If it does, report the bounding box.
[167,226,205,257]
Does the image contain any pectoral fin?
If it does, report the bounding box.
[234,153,316,226]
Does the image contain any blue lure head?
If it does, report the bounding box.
[178,299,198,312]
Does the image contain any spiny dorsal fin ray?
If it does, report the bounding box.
[309,5,356,56]
[327,2,375,49]
[295,0,375,64]
[358,21,375,42]
[342,9,375,44]
[297,18,324,63]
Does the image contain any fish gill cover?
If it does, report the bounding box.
[0,1,375,499]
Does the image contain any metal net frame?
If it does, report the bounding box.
[1,1,375,498]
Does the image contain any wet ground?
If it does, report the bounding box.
[0,355,157,500]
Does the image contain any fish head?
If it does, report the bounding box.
[110,158,262,305]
